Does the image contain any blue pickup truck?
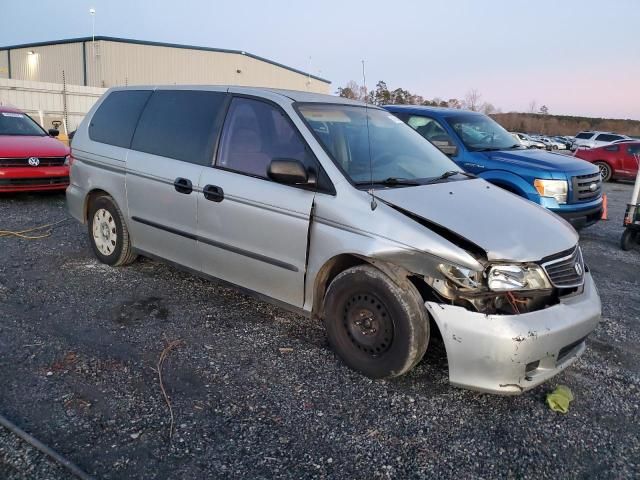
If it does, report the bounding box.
[384,105,603,229]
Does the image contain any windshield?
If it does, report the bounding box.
[0,112,46,136]
[297,104,462,186]
[445,113,517,151]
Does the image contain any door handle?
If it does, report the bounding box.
[174,177,193,194]
[203,184,224,202]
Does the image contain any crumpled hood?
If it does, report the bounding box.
[485,149,596,174]
[374,178,578,262]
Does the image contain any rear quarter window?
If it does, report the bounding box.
[89,90,152,148]
[595,134,617,142]
[131,90,228,165]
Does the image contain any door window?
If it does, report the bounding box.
[575,132,594,139]
[131,90,227,165]
[627,144,640,155]
[407,115,457,155]
[217,97,317,178]
[595,133,618,142]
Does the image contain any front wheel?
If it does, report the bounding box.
[88,195,137,266]
[595,161,612,182]
[322,265,429,378]
[621,228,636,251]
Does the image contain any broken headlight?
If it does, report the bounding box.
[438,264,482,290]
[487,264,551,291]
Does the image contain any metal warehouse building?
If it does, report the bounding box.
[0,36,331,93]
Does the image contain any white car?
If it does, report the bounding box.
[511,132,545,149]
[539,137,566,150]
[572,131,631,150]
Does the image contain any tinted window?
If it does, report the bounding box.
[604,145,619,152]
[595,134,617,142]
[132,90,227,165]
[89,90,152,148]
[575,132,594,139]
[217,97,317,178]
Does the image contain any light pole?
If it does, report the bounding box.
[89,8,96,86]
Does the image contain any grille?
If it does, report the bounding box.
[0,157,66,167]
[571,173,601,202]
[0,176,69,186]
[542,247,585,288]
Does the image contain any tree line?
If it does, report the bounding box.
[336,80,498,114]
[336,80,639,136]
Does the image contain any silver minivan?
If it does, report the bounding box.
[67,86,601,394]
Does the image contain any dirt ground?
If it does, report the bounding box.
[0,182,638,479]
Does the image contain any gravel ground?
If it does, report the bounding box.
[0,184,638,479]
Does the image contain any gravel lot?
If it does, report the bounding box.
[0,183,638,479]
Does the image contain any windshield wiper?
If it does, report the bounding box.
[355,177,420,187]
[423,170,475,185]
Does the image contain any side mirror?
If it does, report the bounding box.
[48,128,59,137]
[267,159,314,186]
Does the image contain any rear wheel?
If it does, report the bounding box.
[595,161,612,182]
[322,265,429,378]
[88,195,137,266]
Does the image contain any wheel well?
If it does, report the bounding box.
[84,189,110,222]
[311,254,441,318]
[490,181,520,195]
[312,254,365,317]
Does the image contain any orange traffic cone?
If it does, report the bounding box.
[601,194,608,221]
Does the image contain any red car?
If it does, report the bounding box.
[574,141,640,182]
[0,106,70,192]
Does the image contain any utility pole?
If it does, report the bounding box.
[89,8,96,87]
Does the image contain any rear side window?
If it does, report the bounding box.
[89,90,152,148]
[217,97,317,178]
[604,145,619,152]
[131,90,227,165]
[575,132,594,139]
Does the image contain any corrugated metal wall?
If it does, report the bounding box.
[85,41,329,93]
[0,50,8,79]
[0,78,105,132]
[4,43,85,85]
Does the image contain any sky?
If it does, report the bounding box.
[2,0,639,119]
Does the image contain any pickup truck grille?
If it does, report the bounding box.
[571,173,601,203]
[0,157,66,167]
[542,247,585,288]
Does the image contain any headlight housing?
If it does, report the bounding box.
[534,179,567,204]
[438,264,482,290]
[487,264,551,291]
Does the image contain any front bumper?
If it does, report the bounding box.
[0,166,69,192]
[554,204,603,229]
[425,272,601,395]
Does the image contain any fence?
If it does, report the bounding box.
[0,77,106,134]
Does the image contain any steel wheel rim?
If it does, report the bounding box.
[343,293,393,356]
[92,208,117,256]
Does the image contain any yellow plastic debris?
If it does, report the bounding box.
[546,385,574,413]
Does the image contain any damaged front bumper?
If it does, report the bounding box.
[425,272,601,395]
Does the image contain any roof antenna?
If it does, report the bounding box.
[362,59,377,211]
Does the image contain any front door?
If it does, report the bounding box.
[196,96,317,307]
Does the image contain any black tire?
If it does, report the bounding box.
[322,265,429,378]
[595,161,612,182]
[620,229,636,251]
[87,195,137,266]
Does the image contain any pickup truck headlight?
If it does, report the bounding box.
[438,264,482,290]
[534,179,568,204]
[487,264,551,291]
